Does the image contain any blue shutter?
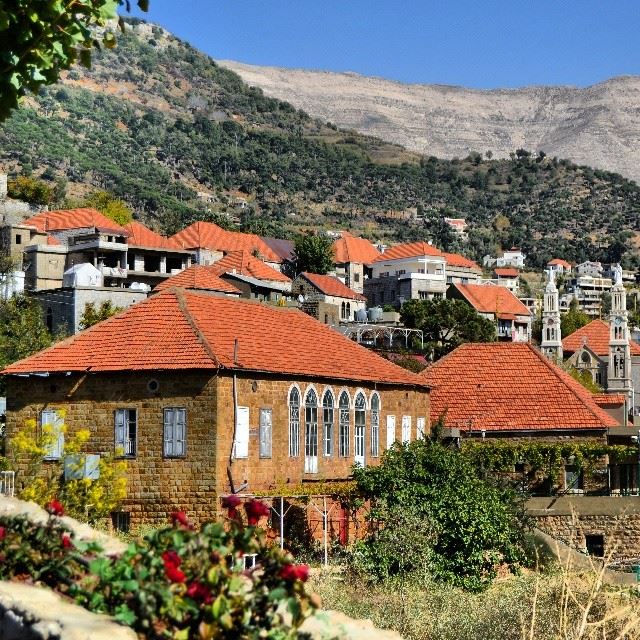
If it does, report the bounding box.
[163,409,174,457]
[175,409,186,456]
[115,409,126,454]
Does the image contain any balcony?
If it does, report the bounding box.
[100,266,127,278]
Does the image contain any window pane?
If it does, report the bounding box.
[339,391,350,457]
[323,391,334,457]
[289,388,300,457]
[259,408,272,458]
[371,394,380,457]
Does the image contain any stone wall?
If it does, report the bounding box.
[6,370,429,527]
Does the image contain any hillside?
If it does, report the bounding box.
[219,61,640,185]
[1,21,639,268]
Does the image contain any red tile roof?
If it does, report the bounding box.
[333,233,381,264]
[453,283,530,317]
[46,235,61,246]
[2,289,426,387]
[422,343,618,431]
[372,241,443,263]
[300,272,366,301]
[154,266,241,294]
[170,222,282,263]
[442,252,482,271]
[494,267,520,277]
[548,258,572,268]
[123,221,183,250]
[593,394,626,407]
[23,208,128,234]
[210,251,291,283]
[563,320,640,357]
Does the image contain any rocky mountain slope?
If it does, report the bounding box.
[219,62,640,184]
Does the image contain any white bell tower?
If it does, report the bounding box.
[607,264,632,396]
[541,268,563,363]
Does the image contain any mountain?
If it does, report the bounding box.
[1,20,640,269]
[219,61,640,185]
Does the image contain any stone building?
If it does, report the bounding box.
[332,232,381,294]
[441,252,482,285]
[3,289,429,527]
[448,282,532,342]
[293,271,366,322]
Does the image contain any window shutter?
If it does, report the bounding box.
[386,415,396,449]
[416,417,426,440]
[163,409,174,457]
[401,415,411,444]
[115,409,126,453]
[234,406,250,458]
[259,408,272,458]
[175,409,186,456]
[42,410,64,460]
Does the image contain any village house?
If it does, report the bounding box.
[170,221,283,271]
[575,261,604,278]
[293,271,366,323]
[563,274,613,316]
[442,252,482,285]
[364,241,447,308]
[331,232,381,294]
[443,217,468,238]
[483,248,525,269]
[448,282,532,342]
[547,258,572,276]
[153,265,242,296]
[3,289,429,527]
[491,266,520,293]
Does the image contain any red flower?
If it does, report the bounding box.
[61,534,73,549]
[164,563,186,583]
[186,580,213,603]
[244,499,270,526]
[222,495,242,519]
[162,550,181,567]
[46,499,64,517]
[0,527,5,541]
[170,511,191,529]
[279,563,310,582]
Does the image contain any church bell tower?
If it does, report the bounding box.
[608,264,632,397]
[541,268,563,363]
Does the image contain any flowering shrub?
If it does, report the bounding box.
[0,499,316,639]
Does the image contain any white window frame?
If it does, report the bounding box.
[370,393,380,457]
[386,415,396,449]
[416,417,426,440]
[259,408,272,459]
[288,386,301,457]
[115,408,137,457]
[338,390,350,457]
[322,389,334,457]
[163,407,186,458]
[41,408,64,460]
[401,415,411,444]
[234,406,250,459]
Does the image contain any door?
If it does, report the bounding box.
[304,390,318,473]
[354,393,366,467]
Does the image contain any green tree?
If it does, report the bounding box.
[0,295,53,394]
[0,0,149,121]
[293,234,334,275]
[7,176,54,205]
[560,298,590,337]
[79,300,122,330]
[352,438,528,591]
[83,191,133,226]
[401,298,496,360]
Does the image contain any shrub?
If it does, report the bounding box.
[0,500,316,639]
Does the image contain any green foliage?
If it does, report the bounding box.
[293,234,334,275]
[352,439,528,591]
[0,504,316,639]
[400,298,496,360]
[0,294,53,394]
[565,365,602,393]
[560,298,590,338]
[83,190,133,226]
[79,300,123,330]
[7,175,54,205]
[0,0,148,121]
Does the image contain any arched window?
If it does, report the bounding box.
[580,351,592,365]
[288,387,300,457]
[341,302,346,319]
[339,391,350,457]
[346,302,351,320]
[370,393,380,457]
[322,390,334,456]
[354,392,366,465]
[304,388,318,473]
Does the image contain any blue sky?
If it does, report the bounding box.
[131,1,640,88]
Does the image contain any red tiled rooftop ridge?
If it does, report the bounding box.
[494,267,520,277]
[372,241,443,263]
[548,258,572,268]
[154,266,241,294]
[333,234,381,264]
[301,272,366,301]
[123,221,182,249]
[453,283,530,317]
[23,208,128,234]
[562,319,640,357]
[442,251,481,271]
[170,221,281,263]
[421,342,618,431]
[2,290,425,387]
[210,251,291,283]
